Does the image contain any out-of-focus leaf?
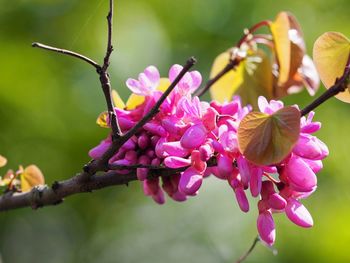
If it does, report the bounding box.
[209,51,244,102]
[270,11,305,95]
[210,50,272,108]
[20,165,45,192]
[96,111,109,128]
[238,106,300,165]
[313,32,350,102]
[236,50,273,109]
[0,155,7,167]
[111,90,126,109]
[126,78,171,109]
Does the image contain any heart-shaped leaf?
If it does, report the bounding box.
[313,32,350,102]
[238,106,300,165]
[20,165,45,192]
[0,155,7,167]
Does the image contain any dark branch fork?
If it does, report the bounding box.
[5,0,197,211]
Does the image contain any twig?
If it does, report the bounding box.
[234,236,260,263]
[32,0,122,139]
[193,20,270,98]
[84,57,197,175]
[31,42,100,70]
[300,59,350,116]
[99,0,121,139]
[194,59,239,97]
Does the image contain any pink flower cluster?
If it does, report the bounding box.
[89,65,328,246]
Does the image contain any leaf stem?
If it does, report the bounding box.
[234,236,260,263]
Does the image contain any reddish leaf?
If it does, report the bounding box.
[238,106,300,165]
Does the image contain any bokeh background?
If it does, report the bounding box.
[0,0,349,262]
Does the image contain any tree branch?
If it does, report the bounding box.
[0,168,171,212]
[194,58,239,97]
[31,42,100,70]
[234,236,260,263]
[32,0,122,139]
[300,58,350,116]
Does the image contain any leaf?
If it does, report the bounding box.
[238,106,300,165]
[0,155,7,167]
[20,165,45,192]
[270,12,305,89]
[111,90,126,109]
[235,50,273,109]
[313,32,350,102]
[96,111,109,128]
[209,51,244,102]
[210,50,273,108]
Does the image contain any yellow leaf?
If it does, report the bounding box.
[96,111,109,128]
[313,32,350,102]
[126,78,171,109]
[238,106,300,165]
[270,12,304,87]
[20,165,45,192]
[111,90,126,109]
[0,155,7,167]
[210,51,244,102]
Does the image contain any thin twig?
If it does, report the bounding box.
[235,236,260,263]
[98,0,121,139]
[31,42,100,70]
[194,59,239,97]
[32,0,122,139]
[300,58,350,116]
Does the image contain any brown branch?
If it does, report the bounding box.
[234,236,260,263]
[194,59,239,97]
[0,167,184,212]
[99,0,121,139]
[31,42,100,70]
[32,0,122,139]
[300,59,350,116]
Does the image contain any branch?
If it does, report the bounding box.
[234,236,260,263]
[194,58,239,97]
[193,20,270,98]
[300,59,350,116]
[32,0,122,139]
[31,42,100,70]
[99,0,121,139]
[0,165,190,212]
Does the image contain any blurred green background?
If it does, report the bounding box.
[0,0,349,262]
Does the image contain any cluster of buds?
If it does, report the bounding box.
[89,65,328,246]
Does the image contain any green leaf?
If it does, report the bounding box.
[238,106,300,165]
[313,32,350,102]
[210,50,273,108]
[235,50,273,109]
